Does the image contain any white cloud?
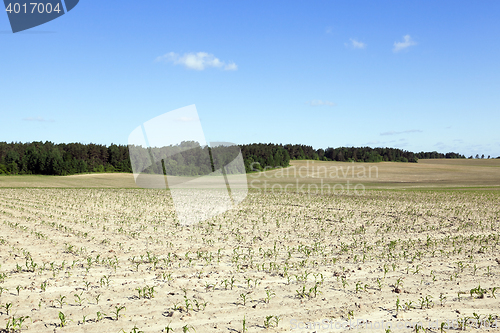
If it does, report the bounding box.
[156,52,237,71]
[349,38,366,49]
[380,129,422,136]
[325,27,333,34]
[306,100,336,107]
[393,35,417,52]
[224,62,238,71]
[23,117,54,122]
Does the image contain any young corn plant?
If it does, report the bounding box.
[264,315,280,328]
[229,276,237,290]
[296,284,308,299]
[121,326,144,333]
[204,282,216,292]
[192,299,208,311]
[414,323,425,333]
[394,277,403,292]
[55,295,66,308]
[172,302,181,311]
[182,324,196,333]
[404,300,414,310]
[470,284,488,299]
[265,289,275,303]
[113,305,126,320]
[239,292,251,306]
[376,278,383,291]
[184,296,192,313]
[101,275,111,287]
[242,316,247,333]
[96,311,106,322]
[355,281,363,293]
[472,312,483,328]
[341,277,348,289]
[164,323,174,333]
[309,282,322,298]
[383,264,389,278]
[439,293,447,306]
[264,315,274,329]
[458,316,471,331]
[419,295,433,309]
[347,310,354,320]
[58,311,70,327]
[274,316,281,328]
[2,302,13,316]
[74,292,84,306]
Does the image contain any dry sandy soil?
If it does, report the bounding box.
[0,160,499,332]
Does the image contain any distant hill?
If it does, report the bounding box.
[0,141,468,176]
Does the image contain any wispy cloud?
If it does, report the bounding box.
[156,52,237,71]
[366,138,410,147]
[306,100,336,107]
[393,35,417,52]
[325,27,333,34]
[224,63,238,71]
[347,38,366,49]
[380,129,422,136]
[23,117,54,122]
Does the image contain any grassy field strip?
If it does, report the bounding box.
[1,159,500,190]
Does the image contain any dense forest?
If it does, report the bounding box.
[0,141,485,176]
[0,141,131,176]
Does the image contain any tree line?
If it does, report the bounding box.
[0,141,131,176]
[242,143,468,165]
[0,141,486,176]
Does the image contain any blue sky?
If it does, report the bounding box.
[1,0,499,157]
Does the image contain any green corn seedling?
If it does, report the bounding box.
[113,305,126,320]
[55,295,66,308]
[2,302,13,315]
[265,289,275,303]
[58,311,70,327]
